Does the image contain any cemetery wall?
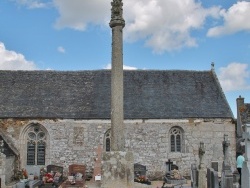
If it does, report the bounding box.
[0,118,235,179]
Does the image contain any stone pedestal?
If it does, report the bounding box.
[221,167,233,188]
[101,151,134,188]
[242,160,250,188]
[197,169,206,188]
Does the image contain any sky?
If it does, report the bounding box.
[0,0,250,118]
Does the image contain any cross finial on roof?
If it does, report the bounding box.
[211,62,215,70]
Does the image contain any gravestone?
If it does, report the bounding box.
[91,145,102,182]
[134,163,146,176]
[207,168,211,188]
[211,161,218,172]
[221,134,233,188]
[47,165,63,174]
[232,170,240,188]
[211,170,219,188]
[207,168,219,188]
[68,164,85,181]
[163,164,186,186]
[172,164,179,170]
[26,165,40,177]
[191,164,198,188]
[46,164,64,185]
[166,159,173,173]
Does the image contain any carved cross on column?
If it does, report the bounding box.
[110,0,125,28]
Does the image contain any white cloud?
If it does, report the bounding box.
[57,46,65,53]
[51,0,220,52]
[218,63,250,92]
[53,0,110,31]
[0,42,37,70]
[207,1,250,37]
[104,63,137,70]
[124,0,220,53]
[15,0,51,9]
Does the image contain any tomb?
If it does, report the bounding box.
[40,165,64,187]
[162,160,187,187]
[134,163,147,176]
[68,164,85,181]
[134,163,151,185]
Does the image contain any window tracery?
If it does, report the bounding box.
[170,127,183,152]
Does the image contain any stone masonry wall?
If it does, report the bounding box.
[5,156,15,184]
[0,118,235,180]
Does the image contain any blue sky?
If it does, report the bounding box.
[0,0,250,117]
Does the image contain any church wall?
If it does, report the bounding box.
[0,118,235,179]
[5,156,15,184]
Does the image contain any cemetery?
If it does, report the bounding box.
[0,128,249,188]
[0,0,249,188]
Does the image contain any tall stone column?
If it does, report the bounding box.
[110,0,125,151]
[101,1,134,187]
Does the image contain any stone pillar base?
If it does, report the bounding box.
[101,151,134,188]
[198,169,206,188]
[242,161,250,188]
[221,166,234,188]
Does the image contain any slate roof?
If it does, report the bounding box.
[0,70,234,119]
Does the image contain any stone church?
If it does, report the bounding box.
[0,67,236,183]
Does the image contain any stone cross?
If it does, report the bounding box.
[222,134,230,167]
[221,135,233,188]
[191,164,198,188]
[199,142,205,170]
[166,159,173,173]
[198,142,206,188]
[110,0,125,152]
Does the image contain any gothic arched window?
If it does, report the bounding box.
[104,129,111,152]
[170,127,183,152]
[27,124,46,165]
